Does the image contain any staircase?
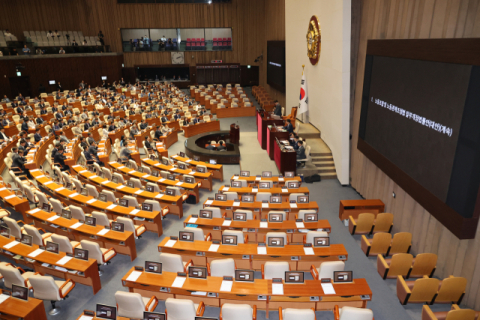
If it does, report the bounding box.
[295,122,337,180]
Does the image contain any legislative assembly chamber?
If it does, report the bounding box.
[0,0,478,320]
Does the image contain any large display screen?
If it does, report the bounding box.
[267,41,286,92]
[358,39,480,239]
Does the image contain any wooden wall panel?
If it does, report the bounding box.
[351,0,480,309]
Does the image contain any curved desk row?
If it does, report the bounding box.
[230,175,302,186]
[0,234,101,294]
[70,164,181,219]
[203,199,319,221]
[183,215,331,243]
[122,268,372,314]
[183,120,221,138]
[171,154,223,181]
[107,162,199,204]
[158,237,347,271]
[141,158,213,191]
[218,185,310,198]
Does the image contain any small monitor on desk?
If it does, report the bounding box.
[242,195,253,203]
[81,188,89,196]
[259,182,270,189]
[127,181,135,188]
[96,304,116,320]
[285,271,305,284]
[142,203,153,212]
[268,213,283,222]
[42,203,51,212]
[184,176,194,184]
[74,248,89,261]
[303,212,318,221]
[193,156,200,161]
[285,171,295,178]
[111,222,124,232]
[11,285,28,301]
[314,237,330,247]
[287,181,299,189]
[188,266,207,279]
[20,234,33,246]
[112,176,119,183]
[119,199,129,207]
[297,195,309,203]
[209,159,217,165]
[0,226,10,237]
[215,193,227,201]
[179,152,186,157]
[231,181,242,188]
[334,271,353,283]
[61,209,72,220]
[144,312,166,320]
[98,194,107,202]
[145,261,162,274]
[199,210,213,219]
[235,269,254,282]
[146,185,154,193]
[167,174,175,181]
[178,163,186,170]
[262,171,272,177]
[166,189,175,196]
[222,234,237,245]
[197,166,206,173]
[137,167,144,173]
[179,231,194,242]
[240,171,250,177]
[267,237,284,247]
[45,241,59,254]
[151,170,159,178]
[85,216,97,227]
[270,196,281,203]
[233,212,246,221]
[66,182,73,191]
[162,159,169,165]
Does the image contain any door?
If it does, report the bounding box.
[9,76,31,98]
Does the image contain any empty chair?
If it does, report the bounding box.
[159,253,192,273]
[144,199,169,216]
[0,265,36,289]
[69,205,88,222]
[115,291,158,319]
[113,172,125,184]
[222,230,247,244]
[166,186,188,201]
[267,210,286,222]
[333,306,373,320]
[361,232,391,256]
[206,207,223,218]
[165,298,205,320]
[410,253,437,278]
[223,191,238,200]
[100,190,117,203]
[51,234,80,254]
[221,303,256,320]
[262,261,290,279]
[304,230,329,244]
[422,304,477,320]
[72,178,83,191]
[265,232,288,245]
[146,182,161,193]
[24,225,52,246]
[288,193,304,202]
[389,232,412,256]
[372,212,394,233]
[182,227,211,241]
[128,159,138,170]
[123,195,140,208]
[311,261,345,280]
[80,240,116,275]
[397,276,439,305]
[29,275,75,315]
[86,184,99,198]
[259,180,273,188]
[233,209,253,220]
[255,192,271,202]
[235,179,248,187]
[3,217,26,239]
[129,177,143,189]
[91,211,112,228]
[279,307,316,320]
[102,167,112,180]
[208,258,235,277]
[349,213,375,235]
[435,276,467,304]
[116,216,146,238]
[50,198,64,214]
[377,253,413,279]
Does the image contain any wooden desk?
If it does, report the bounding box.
[76,313,129,320]
[183,121,221,138]
[218,185,310,198]
[0,185,32,223]
[165,120,180,132]
[64,138,82,172]
[159,130,178,149]
[256,111,284,150]
[121,268,371,315]
[108,126,129,144]
[0,234,101,294]
[274,139,297,176]
[204,199,319,221]
[158,237,347,271]
[267,127,289,160]
[230,175,302,186]
[25,135,55,170]
[30,171,138,260]
[134,127,153,148]
[0,138,18,174]
[171,154,223,181]
[183,215,331,243]
[338,199,385,221]
[0,289,47,320]
[155,142,169,159]
[142,158,213,191]
[216,106,256,118]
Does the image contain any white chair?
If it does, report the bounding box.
[35,191,49,209]
[123,195,140,208]
[262,261,290,280]
[29,275,75,315]
[129,177,143,189]
[3,217,26,239]
[0,265,36,290]
[267,210,286,222]
[166,186,188,201]
[24,225,52,246]
[255,192,271,202]
[113,172,125,184]
[222,230,247,244]
[146,182,161,193]
[311,261,345,280]
[69,205,88,221]
[86,184,99,198]
[91,211,112,228]
[101,190,117,203]
[144,199,169,217]
[102,167,112,180]
[51,234,80,254]
[72,178,83,191]
[289,193,305,202]
[279,307,316,320]
[165,298,205,320]
[265,232,288,245]
[159,253,192,273]
[223,192,238,201]
[116,216,146,239]
[205,207,223,218]
[182,227,211,241]
[258,180,273,188]
[334,306,374,320]
[221,303,256,320]
[209,258,235,277]
[79,240,116,276]
[233,209,253,220]
[115,291,158,319]
[304,231,329,245]
[297,210,317,221]
[129,159,138,170]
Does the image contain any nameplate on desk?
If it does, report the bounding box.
[189,217,198,223]
[321,282,336,295]
[272,282,284,295]
[0,188,6,191]
[4,240,19,249]
[30,169,40,172]
[47,215,59,222]
[101,180,110,185]
[262,203,269,208]
[165,239,177,247]
[134,190,143,195]
[90,175,98,179]
[106,204,117,210]
[56,256,73,265]
[119,166,126,169]
[255,177,261,181]
[176,182,183,186]
[296,221,305,228]
[37,175,45,179]
[208,244,220,252]
[290,203,298,208]
[143,174,150,178]
[44,181,54,185]
[29,208,41,214]
[205,200,213,205]
[70,222,83,229]
[55,187,65,192]
[28,248,44,258]
[97,229,109,236]
[159,178,166,182]
[171,276,186,288]
[220,280,233,292]
[80,170,88,174]
[86,199,96,204]
[4,195,15,200]
[282,188,288,193]
[155,163,161,167]
[257,246,267,255]
[126,270,142,282]
[155,194,165,199]
[116,185,125,190]
[189,171,196,175]
[130,209,140,215]
[68,193,79,198]
[252,188,258,193]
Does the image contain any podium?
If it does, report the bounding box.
[257,110,284,149]
[230,123,240,144]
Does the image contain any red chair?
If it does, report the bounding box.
[213,38,218,42]
[187,38,191,42]
[223,38,227,41]
[223,41,228,47]
[213,42,218,49]
[186,43,191,50]
[196,38,200,42]
[201,42,205,48]
[227,41,232,47]
[201,38,205,42]
[227,37,231,41]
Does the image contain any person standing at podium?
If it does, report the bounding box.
[273,100,282,116]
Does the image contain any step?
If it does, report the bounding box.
[319,172,337,180]
[316,167,336,173]
[310,152,332,157]
[312,157,333,162]
[313,161,335,167]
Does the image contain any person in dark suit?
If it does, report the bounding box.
[154,126,162,140]
[108,122,116,132]
[206,142,215,150]
[145,136,154,151]
[18,139,31,155]
[84,148,104,167]
[87,133,95,146]
[130,125,139,137]
[192,116,199,125]
[35,114,44,125]
[79,137,88,150]
[217,141,226,151]
[21,120,29,132]
[54,146,69,171]
[12,149,32,179]
[160,115,168,123]
[0,126,9,141]
[87,141,98,157]
[34,128,42,143]
[173,113,181,121]
[57,82,63,91]
[139,120,148,130]
[285,119,293,133]
[273,101,282,116]
[296,140,306,167]
[16,106,24,114]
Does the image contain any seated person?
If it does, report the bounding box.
[53,146,70,172]
[285,119,294,133]
[217,141,226,151]
[206,142,215,150]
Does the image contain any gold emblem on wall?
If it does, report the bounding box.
[306,15,321,65]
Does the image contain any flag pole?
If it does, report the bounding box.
[301,65,306,123]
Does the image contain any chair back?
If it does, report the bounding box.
[283,308,316,320]
[255,192,271,202]
[92,211,111,227]
[411,253,437,278]
[165,298,197,320]
[224,192,238,201]
[297,210,317,221]
[51,234,74,254]
[0,266,25,289]
[146,182,160,193]
[24,225,44,246]
[318,261,345,279]
[113,173,125,184]
[29,275,61,301]
[355,213,375,234]
[166,187,181,196]
[390,232,412,255]
[101,167,112,180]
[233,209,253,220]
[409,278,439,303]
[387,253,413,278]
[35,191,49,208]
[445,309,476,320]
[159,253,185,273]
[183,227,205,241]
[339,307,374,320]
[436,276,467,303]
[101,190,116,203]
[123,195,139,207]
[116,217,136,233]
[72,178,83,191]
[50,198,64,214]
[305,231,328,244]
[115,291,145,319]
[370,232,392,255]
[267,210,286,222]
[263,261,289,280]
[223,230,245,244]
[288,193,304,202]
[3,217,22,239]
[221,304,253,320]
[128,159,138,170]
[372,212,394,233]
[210,258,235,277]
[80,240,103,264]
[129,178,142,189]
[86,184,99,198]
[69,205,86,221]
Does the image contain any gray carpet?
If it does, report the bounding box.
[0,89,457,320]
